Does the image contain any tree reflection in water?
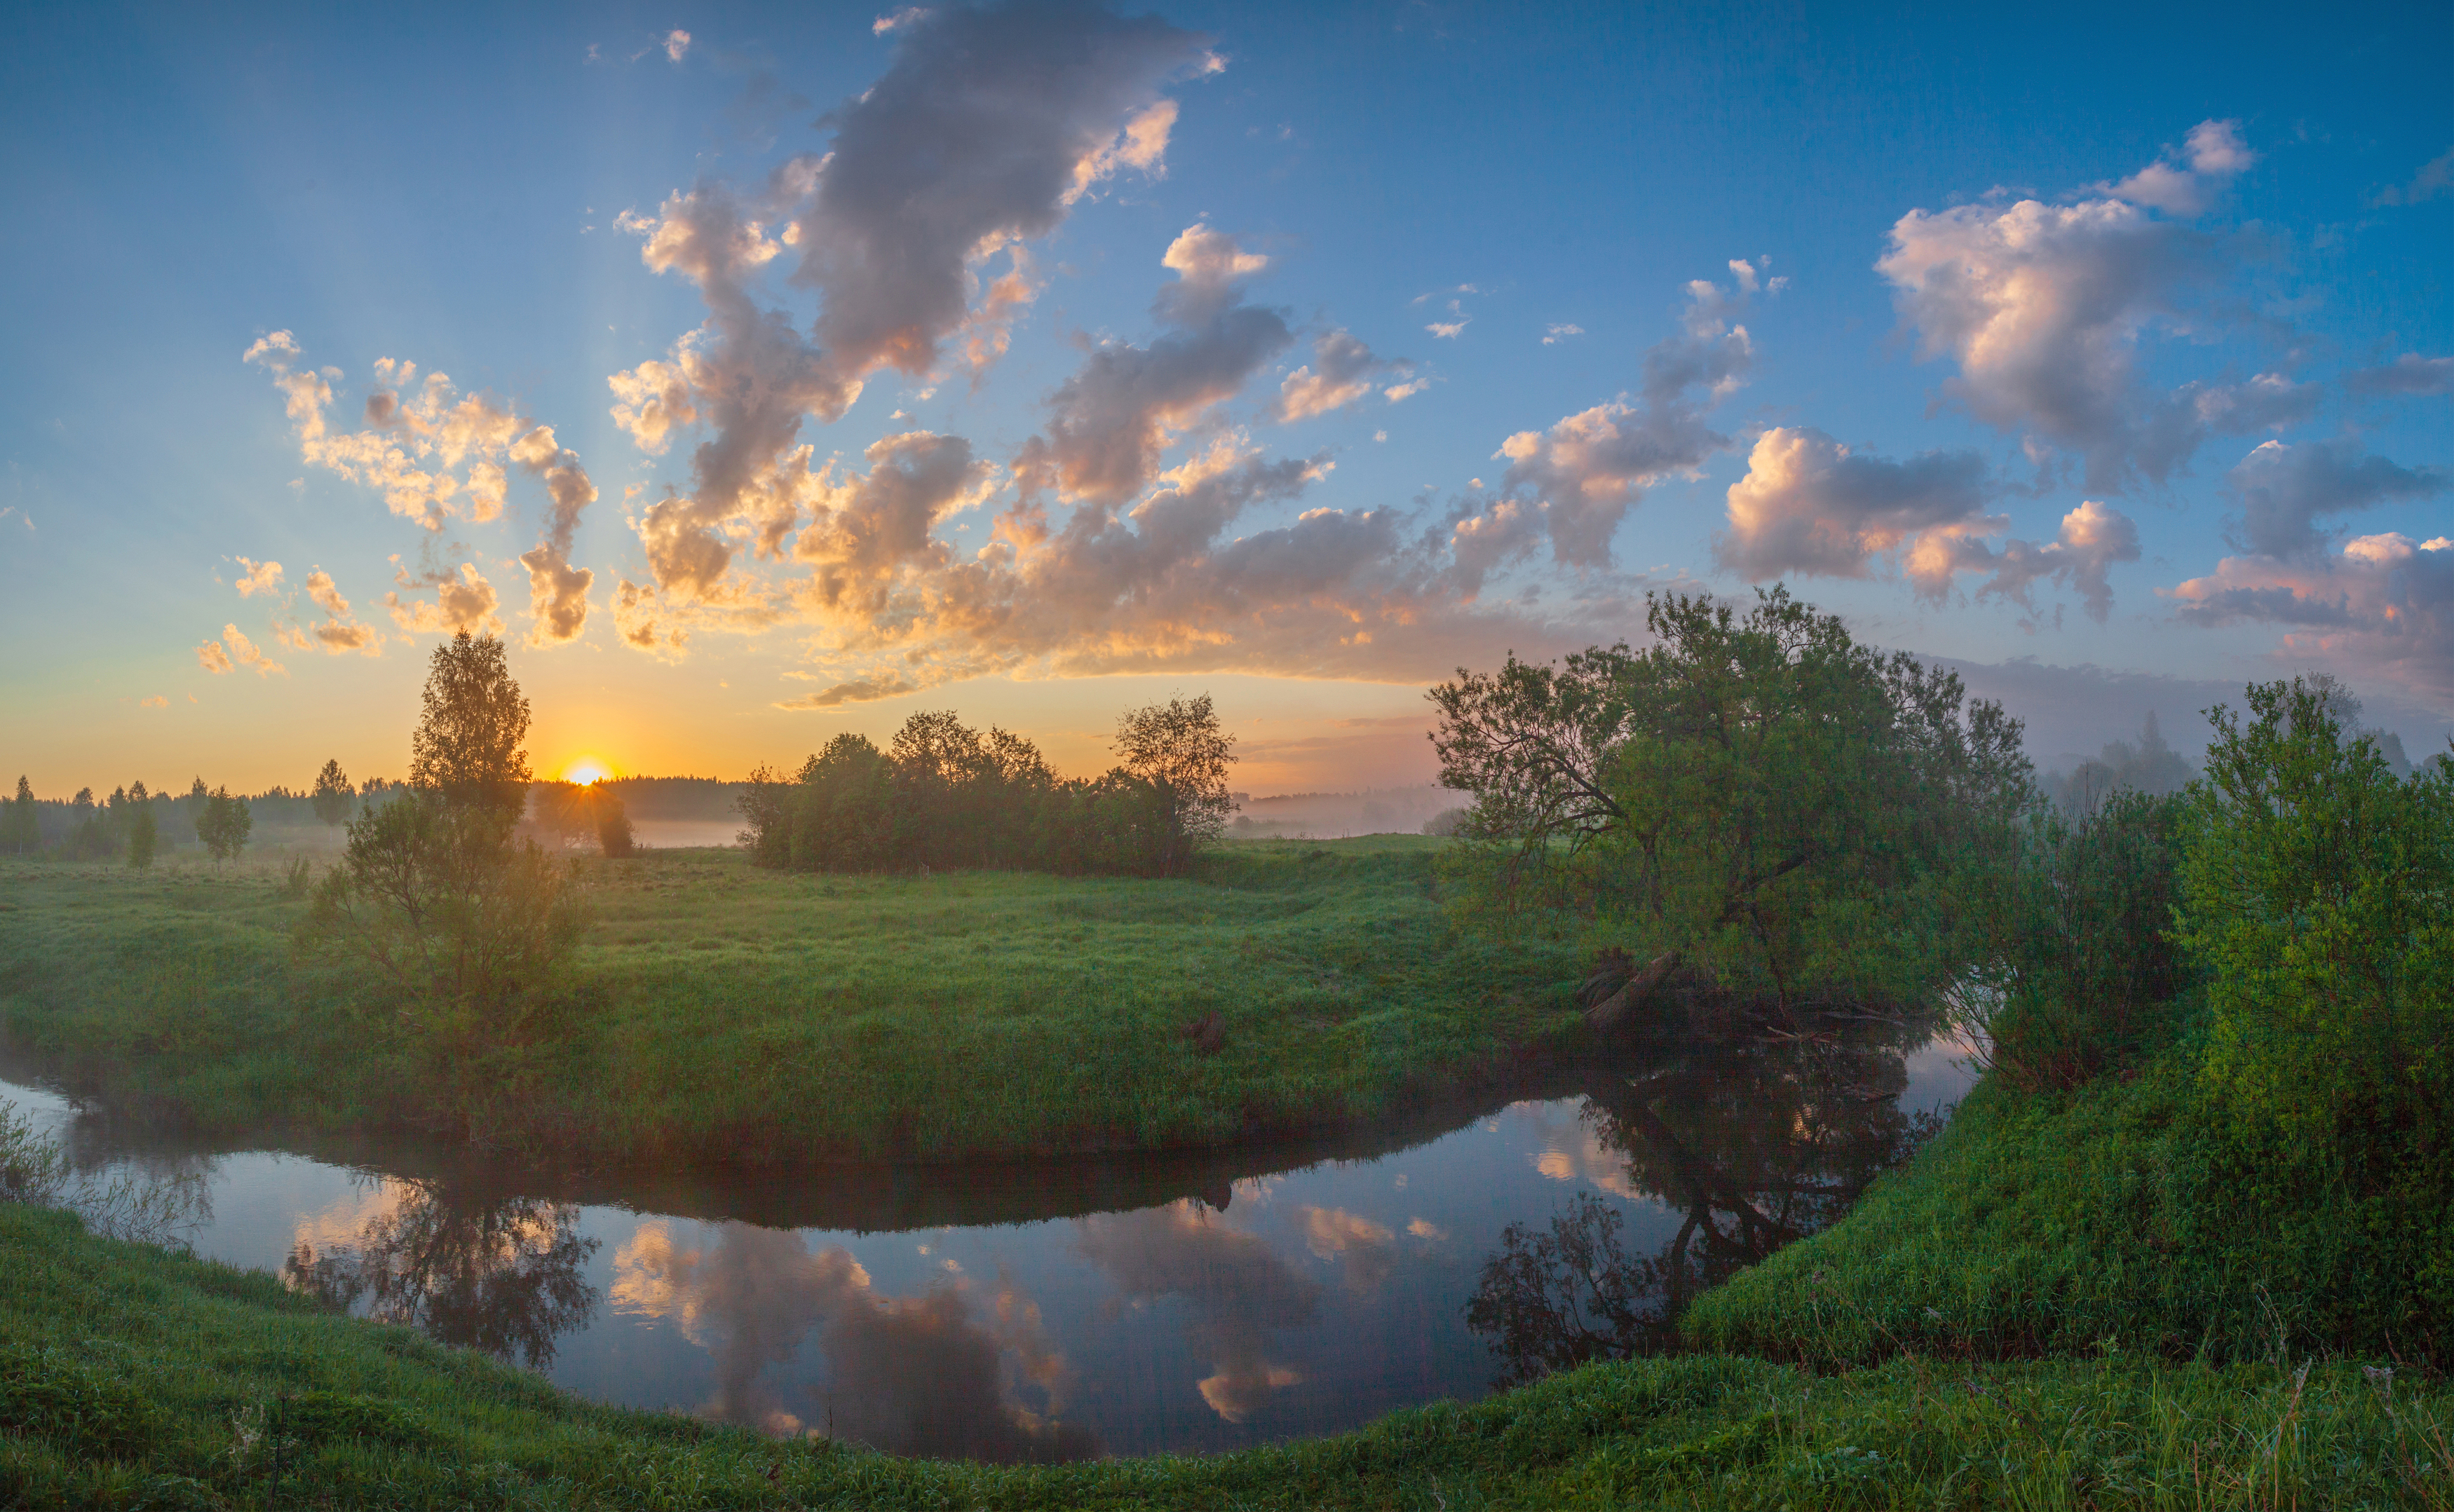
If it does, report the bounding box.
[1466,1023,1948,1387]
[284,1178,600,1371]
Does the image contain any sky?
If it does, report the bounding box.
[4,0,2448,796]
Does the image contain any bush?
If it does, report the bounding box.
[1958,790,2190,1091]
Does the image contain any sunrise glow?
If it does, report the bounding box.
[561,758,611,787]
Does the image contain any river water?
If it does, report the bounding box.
[0,1027,1972,1462]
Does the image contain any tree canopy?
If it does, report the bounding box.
[1431,588,2029,1018]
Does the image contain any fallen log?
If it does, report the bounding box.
[1583,948,1683,1033]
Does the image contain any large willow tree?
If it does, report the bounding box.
[1431,588,2030,1021]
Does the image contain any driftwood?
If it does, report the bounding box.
[1582,949,1684,1033]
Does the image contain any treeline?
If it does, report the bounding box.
[739,696,1235,878]
[0,776,316,863]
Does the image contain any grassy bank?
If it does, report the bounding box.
[0,838,1585,1164]
[4,1200,2443,1511]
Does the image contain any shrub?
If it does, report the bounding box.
[1959,790,2190,1091]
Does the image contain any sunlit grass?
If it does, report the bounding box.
[0,838,1585,1163]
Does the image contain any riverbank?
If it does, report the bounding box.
[0,838,1587,1164]
[4,1199,2441,1511]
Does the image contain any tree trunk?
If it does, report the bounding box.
[1584,949,1682,1033]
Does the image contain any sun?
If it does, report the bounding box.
[561,757,614,786]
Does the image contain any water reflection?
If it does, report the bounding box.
[1076,1200,1324,1424]
[0,1020,1973,1461]
[284,1180,599,1371]
[613,1222,1096,1461]
[1466,1023,1948,1386]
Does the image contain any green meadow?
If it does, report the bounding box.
[0,838,1585,1164]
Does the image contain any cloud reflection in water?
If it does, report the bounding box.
[611,1220,1094,1462]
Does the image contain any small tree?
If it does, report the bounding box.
[1113,693,1236,876]
[127,803,158,870]
[593,790,635,858]
[410,632,532,822]
[311,759,356,826]
[302,632,581,1042]
[4,776,34,854]
[195,786,252,864]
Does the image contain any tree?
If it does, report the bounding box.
[4,777,34,854]
[302,633,580,1040]
[1432,588,2029,1023]
[2178,678,2452,1138]
[127,802,157,870]
[311,759,356,826]
[409,632,532,822]
[1113,693,1236,876]
[195,786,252,865]
[592,790,635,858]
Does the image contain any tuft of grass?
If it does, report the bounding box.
[0,839,1586,1164]
[1,1199,2443,1509]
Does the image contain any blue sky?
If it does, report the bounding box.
[4,0,2448,793]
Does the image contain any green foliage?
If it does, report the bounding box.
[301,790,583,1042]
[124,803,157,871]
[299,633,583,1051]
[743,699,1238,879]
[1432,588,2029,1011]
[2177,678,2452,1144]
[408,630,532,821]
[3,840,1578,1163]
[1960,790,2190,1091]
[2,776,36,854]
[193,786,251,865]
[594,790,635,858]
[1,1202,2441,1510]
[309,758,354,826]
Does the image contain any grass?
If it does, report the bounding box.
[1681,1041,2450,1371]
[4,1199,2444,1511]
[0,838,1586,1164]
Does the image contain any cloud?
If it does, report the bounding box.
[220,623,285,676]
[775,675,922,709]
[140,695,168,709]
[2370,146,2454,208]
[1914,498,2143,624]
[792,0,1213,394]
[2169,532,2454,703]
[1014,225,1292,505]
[384,561,503,636]
[663,28,691,62]
[290,568,384,655]
[1719,427,1993,582]
[1425,320,1466,339]
[195,640,233,675]
[1475,267,1756,571]
[2227,438,2448,561]
[2346,353,2454,398]
[233,557,283,597]
[509,424,600,644]
[1877,123,2289,490]
[1273,329,1409,422]
[2096,118,2255,216]
[250,335,599,641]
[1542,323,1584,345]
